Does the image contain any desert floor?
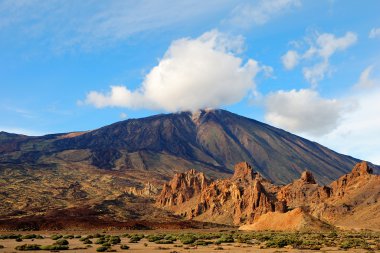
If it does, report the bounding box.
[0,229,378,253]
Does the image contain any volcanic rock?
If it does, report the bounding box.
[157,162,286,225]
[156,169,209,207]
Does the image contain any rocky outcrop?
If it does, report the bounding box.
[126,182,159,197]
[156,161,380,230]
[277,170,328,209]
[157,162,286,225]
[330,161,373,197]
[156,169,209,207]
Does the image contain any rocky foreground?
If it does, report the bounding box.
[156,161,380,231]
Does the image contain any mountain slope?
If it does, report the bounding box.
[0,109,373,185]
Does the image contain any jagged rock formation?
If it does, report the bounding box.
[157,162,286,225]
[157,169,209,207]
[157,161,380,230]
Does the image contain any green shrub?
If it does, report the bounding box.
[265,236,300,248]
[102,242,111,247]
[21,234,38,239]
[16,238,23,242]
[147,234,165,242]
[128,234,144,243]
[95,238,106,244]
[0,234,21,239]
[51,234,63,240]
[155,239,174,244]
[340,238,369,249]
[96,246,109,252]
[179,234,196,244]
[54,239,69,245]
[216,234,234,244]
[40,245,69,250]
[194,240,212,246]
[83,239,93,244]
[120,244,130,250]
[109,236,121,245]
[15,244,41,251]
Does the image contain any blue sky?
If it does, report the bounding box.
[1,0,380,163]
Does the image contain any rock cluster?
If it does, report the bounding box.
[157,162,286,225]
[156,161,380,230]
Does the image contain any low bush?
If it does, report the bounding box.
[83,239,93,244]
[128,234,144,243]
[120,244,130,250]
[155,239,174,244]
[194,240,212,246]
[216,234,234,244]
[0,234,21,239]
[50,234,63,240]
[179,234,196,244]
[21,234,38,239]
[95,238,106,244]
[109,236,121,245]
[53,239,69,245]
[147,234,165,242]
[15,244,41,251]
[340,238,369,249]
[265,235,300,248]
[96,246,109,252]
[40,245,69,250]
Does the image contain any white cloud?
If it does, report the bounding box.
[282,31,357,86]
[313,88,380,164]
[263,68,380,164]
[282,50,299,70]
[354,65,379,89]
[226,0,301,28]
[369,27,380,39]
[302,61,330,87]
[264,89,346,136]
[84,30,268,112]
[315,32,357,59]
[119,112,128,120]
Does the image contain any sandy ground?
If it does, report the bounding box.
[0,230,377,253]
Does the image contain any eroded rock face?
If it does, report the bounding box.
[156,169,209,207]
[330,161,373,198]
[156,161,380,230]
[277,170,326,209]
[157,162,285,225]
